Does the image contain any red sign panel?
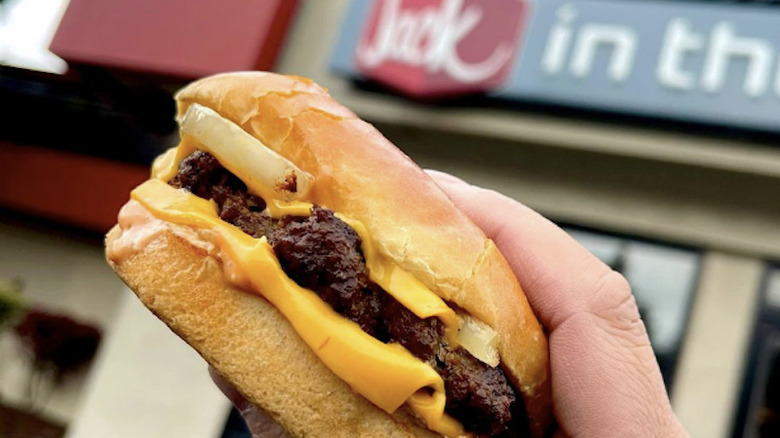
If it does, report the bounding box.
[50,0,298,78]
[355,0,529,97]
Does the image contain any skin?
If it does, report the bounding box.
[426,171,689,438]
[212,171,690,438]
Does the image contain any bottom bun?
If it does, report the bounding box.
[106,225,438,438]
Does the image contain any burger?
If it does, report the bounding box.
[105,72,552,437]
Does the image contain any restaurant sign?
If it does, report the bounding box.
[332,0,780,132]
[339,0,530,97]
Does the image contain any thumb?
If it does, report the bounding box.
[426,170,688,438]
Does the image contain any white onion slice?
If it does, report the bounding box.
[180,103,313,200]
[458,315,500,367]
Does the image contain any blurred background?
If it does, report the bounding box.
[0,0,779,437]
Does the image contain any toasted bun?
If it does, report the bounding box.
[106,222,436,437]
[106,71,552,436]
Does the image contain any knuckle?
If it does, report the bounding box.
[593,270,650,348]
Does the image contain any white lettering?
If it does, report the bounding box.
[396,10,423,61]
[357,0,513,83]
[702,22,773,98]
[657,18,703,90]
[542,5,577,75]
[359,0,399,67]
[570,24,637,82]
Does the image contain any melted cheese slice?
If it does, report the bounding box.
[152,146,461,337]
[132,179,466,437]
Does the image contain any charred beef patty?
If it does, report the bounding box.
[170,151,529,437]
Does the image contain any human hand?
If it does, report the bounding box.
[427,170,689,438]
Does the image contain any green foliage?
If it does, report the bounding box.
[0,277,26,330]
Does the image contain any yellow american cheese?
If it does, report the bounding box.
[142,145,469,436]
[152,146,461,335]
[151,141,196,183]
[340,216,460,343]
